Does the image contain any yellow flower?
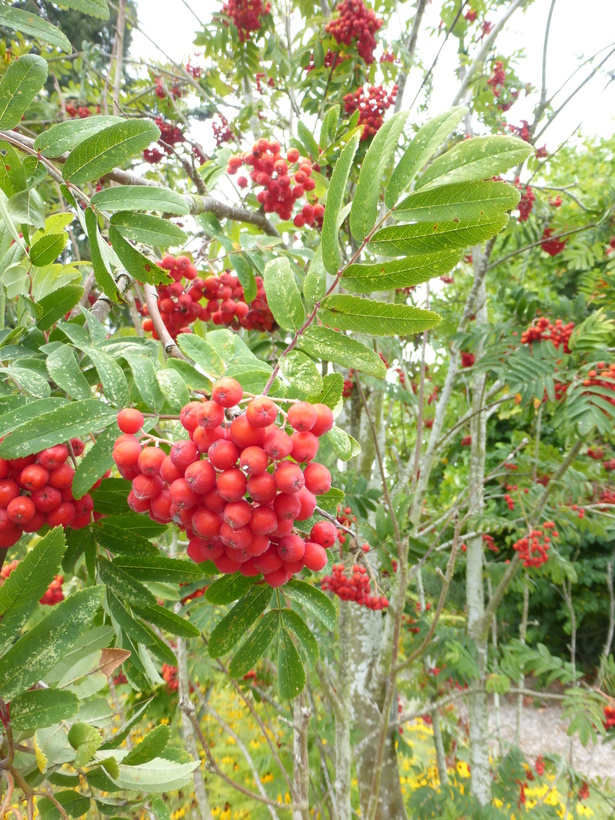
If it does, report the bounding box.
[456,760,470,779]
[577,806,594,817]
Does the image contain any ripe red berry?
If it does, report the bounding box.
[253,547,283,574]
[188,536,224,562]
[31,485,62,513]
[223,499,253,529]
[220,522,253,550]
[230,415,265,449]
[303,462,332,495]
[7,496,36,524]
[273,492,302,520]
[19,464,49,491]
[0,480,21,508]
[192,508,223,537]
[133,474,163,500]
[49,464,75,489]
[209,439,239,470]
[264,567,292,587]
[311,403,334,436]
[196,400,225,429]
[290,431,319,462]
[169,478,200,509]
[150,491,173,521]
[277,534,305,562]
[217,468,247,502]
[180,401,202,432]
[38,444,69,470]
[295,487,317,520]
[287,402,317,431]
[113,437,142,469]
[46,502,76,527]
[263,428,293,460]
[249,505,277,534]
[138,447,166,476]
[303,541,327,571]
[184,460,216,494]
[117,408,145,434]
[160,455,183,484]
[239,445,269,475]
[310,520,338,548]
[128,490,150,513]
[246,397,278,427]
[246,472,277,504]
[274,462,305,494]
[170,440,199,471]
[211,377,243,408]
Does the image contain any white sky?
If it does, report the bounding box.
[131,0,615,149]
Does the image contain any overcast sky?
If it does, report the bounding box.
[132,0,615,150]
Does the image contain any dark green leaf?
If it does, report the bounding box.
[85,208,119,300]
[0,397,67,438]
[114,555,208,584]
[37,286,84,331]
[108,225,169,285]
[277,627,305,700]
[156,368,190,411]
[63,120,161,184]
[134,604,201,638]
[122,725,171,766]
[44,0,110,18]
[208,585,273,658]
[205,574,257,605]
[350,111,408,241]
[282,609,318,667]
[0,586,104,700]
[0,55,48,131]
[228,610,279,678]
[97,558,157,608]
[29,233,67,267]
[0,8,71,51]
[303,245,327,307]
[10,689,79,732]
[72,426,116,499]
[284,580,336,631]
[110,212,187,248]
[396,180,520,222]
[86,348,130,408]
[0,399,117,458]
[342,250,462,293]
[34,116,121,158]
[7,188,45,229]
[369,215,509,256]
[322,132,360,274]
[385,106,467,207]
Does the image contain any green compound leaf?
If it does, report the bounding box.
[277,627,305,700]
[385,106,467,207]
[63,120,160,185]
[318,295,441,336]
[284,580,336,631]
[0,55,48,131]
[0,400,117,459]
[91,185,189,215]
[282,609,319,667]
[108,225,170,285]
[342,250,463,293]
[0,8,71,53]
[9,689,79,733]
[208,585,273,658]
[109,212,187,248]
[415,135,533,191]
[298,326,386,377]
[322,132,360,274]
[369,214,509,256]
[397,179,520,222]
[34,116,122,158]
[263,257,305,332]
[228,610,280,678]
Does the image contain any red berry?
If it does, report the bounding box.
[303,541,327,571]
[169,478,200,509]
[31,485,62,513]
[310,520,338,548]
[117,408,145,434]
[290,431,319,462]
[311,404,334,436]
[209,439,239,470]
[7,496,36,524]
[113,437,142,469]
[277,534,305,562]
[46,502,76,527]
[287,402,317,431]
[0,480,21,508]
[49,464,75,489]
[212,377,243,408]
[196,400,225,429]
[246,398,278,428]
[239,446,269,475]
[192,508,223,537]
[38,445,69,470]
[184,460,216,494]
[274,462,305,494]
[20,464,49,491]
[246,472,277,504]
[180,401,202,432]
[138,447,166,476]
[230,415,265,449]
[188,536,224,562]
[303,462,332,495]
[170,440,199,471]
[250,505,278,534]
[217,468,247,502]
[263,428,293,460]
[223,500,253,529]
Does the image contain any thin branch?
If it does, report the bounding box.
[143,284,186,360]
[486,223,597,271]
[112,0,127,115]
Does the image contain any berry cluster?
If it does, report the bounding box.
[212,114,234,146]
[512,522,558,568]
[325,0,382,64]
[154,77,182,100]
[487,60,506,97]
[549,195,563,208]
[0,440,97,549]
[483,534,498,553]
[222,0,271,41]
[603,705,615,730]
[255,72,275,92]
[508,120,531,142]
[461,435,472,446]
[521,317,574,353]
[227,141,323,226]
[1,560,64,605]
[321,563,388,609]
[461,352,475,368]
[343,85,398,140]
[162,663,179,692]
[305,49,348,73]
[65,104,98,118]
[516,179,535,222]
[143,119,185,164]
[604,459,615,472]
[139,256,276,338]
[541,227,567,256]
[583,362,615,406]
[112,381,339,588]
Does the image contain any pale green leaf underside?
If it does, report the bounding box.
[298,326,386,377]
[0,8,71,52]
[110,212,187,248]
[34,116,122,157]
[0,55,48,131]
[370,214,509,256]
[396,180,520,222]
[322,132,360,274]
[319,295,441,336]
[91,185,190,215]
[342,250,463,292]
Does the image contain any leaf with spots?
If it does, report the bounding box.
[277,627,306,700]
[208,585,273,658]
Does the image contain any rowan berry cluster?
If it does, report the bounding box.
[143,119,185,164]
[461,352,475,368]
[461,435,472,446]
[549,195,563,208]
[604,459,615,472]
[343,85,398,140]
[581,363,615,407]
[305,50,348,73]
[321,563,388,610]
[521,317,575,353]
[483,534,498,553]
[162,663,179,692]
[255,72,275,92]
[516,179,535,222]
[65,104,98,118]
[222,0,271,41]
[512,522,558,568]
[541,227,567,256]
[342,371,355,397]
[227,140,323,226]
[325,0,382,64]
[487,60,506,97]
[112,380,339,588]
[464,8,477,22]
[154,77,181,100]
[212,114,234,147]
[1,560,64,605]
[138,255,276,338]
[0,439,97,549]
[508,120,531,142]
[603,705,615,730]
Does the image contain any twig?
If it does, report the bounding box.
[143,284,186,360]
[486,223,597,271]
[112,0,127,115]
